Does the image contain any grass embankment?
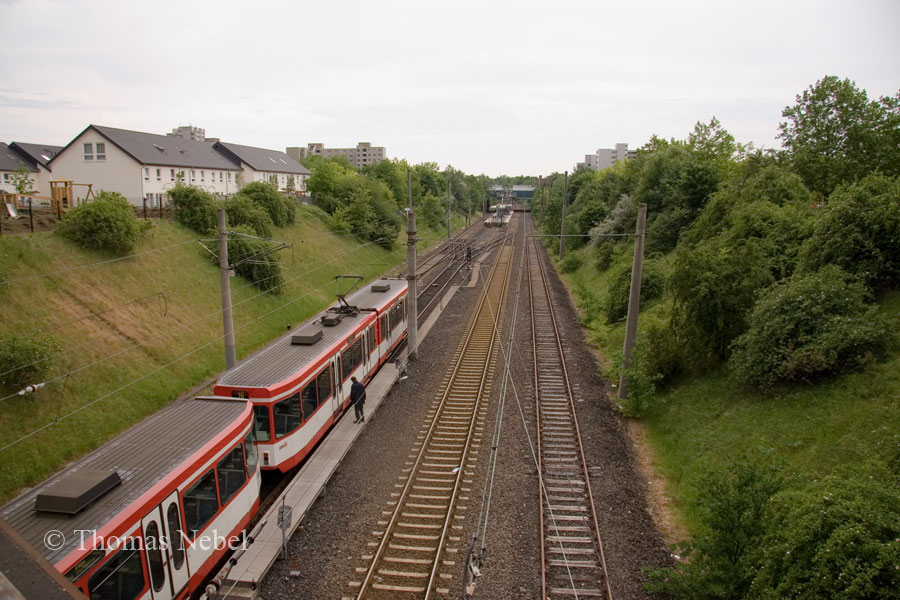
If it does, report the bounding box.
[559,242,900,536]
[0,207,454,502]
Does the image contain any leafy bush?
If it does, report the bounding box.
[610,341,661,417]
[0,334,59,389]
[225,194,273,238]
[560,252,583,273]
[168,183,218,234]
[799,174,900,293]
[593,242,615,272]
[641,309,685,386]
[730,266,888,389]
[605,258,664,323]
[55,191,148,254]
[208,225,284,293]
[237,181,296,227]
[669,238,773,364]
[646,453,782,599]
[751,473,900,599]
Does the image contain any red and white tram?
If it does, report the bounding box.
[0,396,260,600]
[214,277,408,472]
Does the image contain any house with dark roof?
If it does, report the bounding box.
[213,141,310,193]
[48,125,313,207]
[49,125,243,207]
[1,142,62,196]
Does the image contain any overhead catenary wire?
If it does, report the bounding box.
[471,221,586,597]
[0,238,201,288]
[0,238,405,407]
[0,239,409,452]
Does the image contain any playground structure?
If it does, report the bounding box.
[50,179,94,215]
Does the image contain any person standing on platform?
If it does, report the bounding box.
[350,376,366,423]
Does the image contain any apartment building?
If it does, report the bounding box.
[578,143,637,171]
[288,142,386,169]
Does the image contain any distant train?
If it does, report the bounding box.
[1,277,408,600]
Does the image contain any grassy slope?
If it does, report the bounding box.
[559,242,900,534]
[0,207,455,501]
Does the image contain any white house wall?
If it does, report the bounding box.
[51,130,143,202]
[241,166,307,193]
[140,165,238,200]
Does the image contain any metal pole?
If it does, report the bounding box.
[407,168,412,210]
[407,208,418,360]
[446,179,451,239]
[29,197,34,233]
[143,197,147,220]
[618,203,648,400]
[559,171,568,260]
[217,209,237,370]
[540,179,545,222]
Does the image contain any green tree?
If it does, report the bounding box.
[168,183,219,234]
[10,162,34,195]
[751,474,900,599]
[225,194,273,238]
[646,454,782,600]
[56,191,148,254]
[730,266,888,389]
[669,238,773,365]
[778,76,900,196]
[0,334,59,389]
[799,174,900,293]
[236,181,295,227]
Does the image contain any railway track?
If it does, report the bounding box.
[528,228,612,599]
[347,241,514,599]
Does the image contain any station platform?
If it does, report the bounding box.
[207,278,466,599]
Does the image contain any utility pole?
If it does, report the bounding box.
[446,179,451,239]
[559,171,568,260]
[217,209,237,370]
[407,168,412,210]
[618,203,648,400]
[540,178,545,222]
[406,205,418,360]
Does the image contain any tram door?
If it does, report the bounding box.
[330,355,343,416]
[141,491,190,600]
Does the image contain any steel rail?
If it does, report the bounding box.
[528,223,613,600]
[353,240,513,599]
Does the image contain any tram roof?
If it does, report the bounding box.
[0,397,249,565]
[217,278,406,391]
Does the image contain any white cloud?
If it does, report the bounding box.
[0,0,897,173]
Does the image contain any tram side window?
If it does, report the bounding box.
[253,405,270,442]
[352,338,362,369]
[316,366,331,402]
[301,379,318,421]
[144,521,165,592]
[244,430,258,473]
[341,347,353,381]
[166,503,186,570]
[273,393,302,438]
[217,445,246,505]
[379,315,389,341]
[87,548,145,600]
[183,469,218,537]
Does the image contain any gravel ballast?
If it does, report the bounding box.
[261,215,671,599]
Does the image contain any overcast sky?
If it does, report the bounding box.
[1,0,898,176]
